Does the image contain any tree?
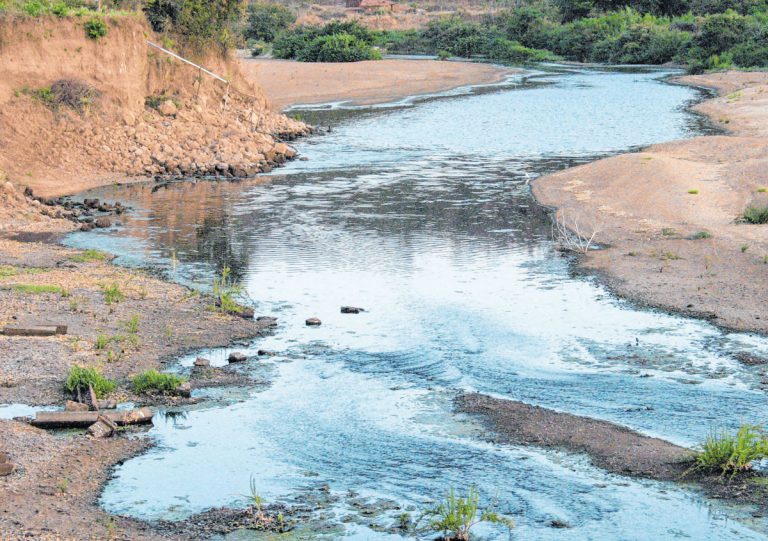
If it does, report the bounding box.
[244,2,296,43]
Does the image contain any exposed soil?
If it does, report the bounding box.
[457,392,691,481]
[533,71,768,334]
[241,56,514,110]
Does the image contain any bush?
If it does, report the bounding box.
[244,2,295,43]
[50,79,100,112]
[64,365,116,398]
[273,22,381,62]
[144,0,243,52]
[743,205,768,223]
[424,487,514,540]
[694,10,748,56]
[693,425,768,475]
[131,370,186,395]
[84,18,108,40]
[21,0,46,16]
[730,40,768,66]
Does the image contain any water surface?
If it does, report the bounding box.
[67,67,768,539]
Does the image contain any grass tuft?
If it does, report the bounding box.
[13,283,68,296]
[69,249,110,263]
[64,365,116,398]
[743,205,768,224]
[131,370,185,395]
[692,425,768,477]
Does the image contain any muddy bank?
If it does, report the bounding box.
[457,393,691,481]
[240,55,514,110]
[533,70,768,334]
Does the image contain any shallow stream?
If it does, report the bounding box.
[66,66,768,540]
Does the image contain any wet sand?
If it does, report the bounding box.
[239,55,514,110]
[533,71,768,334]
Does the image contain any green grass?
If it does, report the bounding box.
[743,205,768,224]
[12,283,68,296]
[690,231,712,240]
[757,187,767,193]
[688,189,699,195]
[211,265,245,314]
[0,265,46,277]
[69,249,110,263]
[94,334,110,350]
[64,365,116,398]
[424,487,514,540]
[693,425,768,476]
[100,282,124,305]
[661,227,676,236]
[131,370,185,395]
[741,244,750,253]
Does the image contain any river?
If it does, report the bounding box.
[65,65,768,540]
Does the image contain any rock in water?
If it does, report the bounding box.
[306,317,321,326]
[340,306,364,314]
[176,382,192,398]
[228,351,247,363]
[193,357,210,368]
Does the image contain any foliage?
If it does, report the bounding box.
[211,265,245,313]
[69,249,110,263]
[131,369,185,394]
[21,79,100,113]
[144,0,243,52]
[12,283,68,295]
[84,17,107,40]
[272,21,381,62]
[101,282,125,305]
[64,365,116,397]
[743,205,768,223]
[693,425,768,475]
[423,487,514,541]
[244,2,295,43]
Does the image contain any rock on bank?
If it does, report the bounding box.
[0,16,309,198]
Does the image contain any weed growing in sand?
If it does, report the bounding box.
[661,227,676,236]
[763,255,768,265]
[743,205,768,224]
[131,370,185,395]
[101,283,124,305]
[95,334,110,350]
[12,283,68,296]
[688,189,699,195]
[422,486,514,541]
[757,187,767,193]
[64,365,116,398]
[56,478,69,493]
[211,265,245,314]
[690,231,712,240]
[660,251,681,261]
[0,265,46,277]
[69,249,109,263]
[741,244,750,253]
[692,425,768,476]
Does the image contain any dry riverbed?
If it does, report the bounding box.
[240,55,514,110]
[533,70,768,334]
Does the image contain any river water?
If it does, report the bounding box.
[66,66,768,540]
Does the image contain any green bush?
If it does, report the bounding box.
[743,205,768,223]
[84,18,108,40]
[273,21,381,62]
[695,10,748,56]
[131,370,186,395]
[424,487,514,540]
[144,0,242,52]
[21,0,46,16]
[693,425,768,475]
[244,2,295,43]
[730,40,768,66]
[64,365,116,398]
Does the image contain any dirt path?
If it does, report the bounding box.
[533,71,768,334]
[240,55,514,110]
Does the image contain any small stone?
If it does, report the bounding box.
[193,357,210,368]
[306,317,322,326]
[256,316,278,327]
[228,352,247,363]
[94,217,111,228]
[176,382,192,398]
[158,100,178,116]
[0,462,14,477]
[257,350,275,356]
[341,306,364,314]
[87,415,117,438]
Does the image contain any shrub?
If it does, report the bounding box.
[273,21,380,62]
[730,40,768,67]
[244,2,295,43]
[21,0,46,16]
[101,282,124,305]
[743,205,768,224]
[131,370,185,395]
[692,425,768,475]
[50,79,100,112]
[84,18,108,40]
[144,0,243,52]
[211,265,244,313]
[424,487,514,541]
[64,365,116,397]
[69,249,109,263]
[694,10,748,56]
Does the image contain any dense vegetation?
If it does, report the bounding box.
[378,3,768,70]
[144,0,243,52]
[244,1,295,43]
[272,20,382,62]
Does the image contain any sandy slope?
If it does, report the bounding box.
[534,71,768,334]
[240,55,514,110]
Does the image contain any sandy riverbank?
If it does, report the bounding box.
[239,55,514,110]
[533,71,768,334]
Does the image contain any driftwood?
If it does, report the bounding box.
[2,324,67,336]
[31,407,153,429]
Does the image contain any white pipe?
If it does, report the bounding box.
[146,40,229,84]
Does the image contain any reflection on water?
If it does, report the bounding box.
[66,66,767,539]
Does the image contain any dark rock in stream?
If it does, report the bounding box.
[341,306,364,314]
[306,317,322,326]
[228,352,247,363]
[193,357,211,368]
